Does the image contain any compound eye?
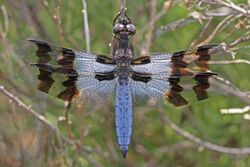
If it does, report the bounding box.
[126,24,136,35]
[113,23,125,34]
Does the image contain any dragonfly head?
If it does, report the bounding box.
[113,13,136,37]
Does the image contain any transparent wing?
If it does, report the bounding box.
[130,54,172,101]
[22,39,117,101]
[74,50,117,99]
[130,45,225,106]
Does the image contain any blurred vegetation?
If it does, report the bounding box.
[0,0,250,167]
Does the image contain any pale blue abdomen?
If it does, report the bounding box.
[115,78,132,158]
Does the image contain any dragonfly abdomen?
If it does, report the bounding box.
[115,77,132,158]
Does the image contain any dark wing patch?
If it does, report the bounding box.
[96,55,115,64]
[165,72,217,106]
[31,63,79,101]
[28,39,76,68]
[131,71,152,83]
[25,39,117,102]
[26,39,79,101]
[165,44,219,106]
[132,56,151,65]
[57,76,80,101]
[95,71,116,81]
[37,69,54,94]
[183,44,217,71]
[192,72,217,101]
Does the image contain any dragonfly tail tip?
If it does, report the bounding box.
[120,146,128,158]
[121,150,127,158]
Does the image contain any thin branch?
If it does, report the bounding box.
[210,76,250,105]
[159,108,250,155]
[0,85,106,166]
[191,17,213,46]
[40,0,65,44]
[120,0,127,17]
[220,105,250,114]
[0,5,9,36]
[54,2,64,44]
[138,5,168,37]
[201,0,250,18]
[81,0,91,51]
[21,2,50,40]
[144,0,157,54]
[0,85,93,155]
[0,86,58,136]
[208,59,250,65]
[158,141,195,153]
[197,14,234,46]
[137,1,172,50]
[229,32,250,47]
[243,113,250,120]
[154,17,197,38]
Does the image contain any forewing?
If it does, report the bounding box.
[131,44,225,106]
[74,50,118,99]
[23,39,117,102]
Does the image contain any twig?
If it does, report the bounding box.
[138,6,168,37]
[0,85,92,155]
[220,105,250,114]
[54,1,64,44]
[229,32,250,47]
[144,0,157,54]
[197,15,234,46]
[0,85,58,136]
[0,85,105,166]
[191,17,213,46]
[137,1,171,50]
[0,5,9,37]
[201,0,250,18]
[40,0,65,44]
[120,0,127,17]
[210,76,250,105]
[154,17,197,38]
[159,108,250,155]
[158,141,195,153]
[81,0,91,51]
[208,59,250,65]
[243,113,250,121]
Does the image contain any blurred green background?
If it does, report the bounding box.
[0,0,250,166]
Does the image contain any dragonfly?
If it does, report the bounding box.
[24,12,220,158]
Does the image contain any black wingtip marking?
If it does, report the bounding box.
[37,69,55,94]
[167,44,219,106]
[192,72,217,101]
[28,39,80,102]
[28,39,76,68]
[28,39,52,53]
[166,76,188,106]
[195,44,218,70]
[165,91,188,106]
[166,71,217,106]
[57,85,79,101]
[172,51,188,68]
[32,63,78,77]
[28,39,52,64]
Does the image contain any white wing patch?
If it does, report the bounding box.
[74,51,117,98]
[131,54,172,100]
